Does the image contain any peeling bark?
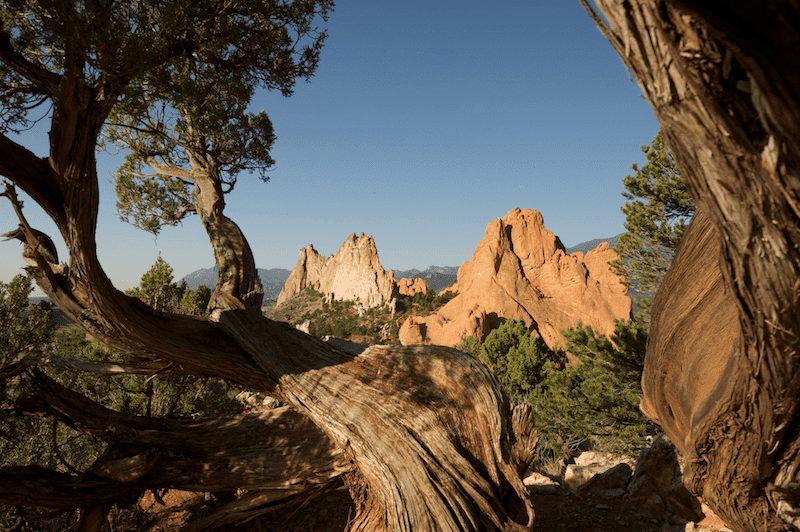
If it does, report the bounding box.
[584,1,800,530]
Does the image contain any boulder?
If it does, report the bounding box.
[277,233,427,310]
[576,463,632,494]
[574,451,634,468]
[523,472,564,495]
[396,277,428,298]
[399,317,426,345]
[628,435,704,522]
[406,208,631,349]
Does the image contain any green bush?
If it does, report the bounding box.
[477,316,657,460]
[305,287,323,299]
[0,274,54,364]
[530,320,657,455]
[480,319,564,399]
[453,332,480,358]
[0,268,243,477]
[1,274,241,529]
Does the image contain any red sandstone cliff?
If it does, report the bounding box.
[399,208,631,349]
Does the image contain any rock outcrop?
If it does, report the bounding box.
[402,208,631,348]
[277,233,426,309]
[396,277,428,298]
[628,435,704,522]
[522,444,730,532]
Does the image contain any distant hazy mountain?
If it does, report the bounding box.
[181,267,291,302]
[565,235,621,254]
[392,265,458,279]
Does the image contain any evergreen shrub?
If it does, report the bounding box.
[477,317,658,460]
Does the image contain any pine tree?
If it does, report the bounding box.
[530,320,657,455]
[612,131,695,320]
[125,255,210,315]
[480,319,565,400]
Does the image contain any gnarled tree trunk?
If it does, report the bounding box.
[0,27,536,530]
[583,1,800,530]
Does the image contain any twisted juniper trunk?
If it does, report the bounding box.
[193,172,264,312]
[584,1,800,530]
[0,39,536,531]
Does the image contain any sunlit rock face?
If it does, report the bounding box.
[278,233,425,309]
[403,208,631,348]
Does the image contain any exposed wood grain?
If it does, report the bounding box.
[583,1,800,530]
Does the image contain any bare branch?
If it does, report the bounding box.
[0,352,161,380]
[144,157,203,182]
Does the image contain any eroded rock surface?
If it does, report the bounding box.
[277,233,426,309]
[402,208,631,348]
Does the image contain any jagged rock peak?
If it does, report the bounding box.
[277,233,427,309]
[399,208,631,349]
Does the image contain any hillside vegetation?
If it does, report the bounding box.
[264,287,457,346]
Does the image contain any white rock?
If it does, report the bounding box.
[522,472,563,495]
[564,463,612,490]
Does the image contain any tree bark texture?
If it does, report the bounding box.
[582,1,800,530]
[0,34,536,531]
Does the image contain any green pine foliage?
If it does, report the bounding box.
[51,329,242,419]
[104,1,334,236]
[474,316,656,458]
[0,275,59,471]
[453,332,481,358]
[612,131,695,319]
[405,289,457,314]
[480,319,565,400]
[0,274,53,365]
[125,255,211,315]
[0,265,240,478]
[530,320,657,455]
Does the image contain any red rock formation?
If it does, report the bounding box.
[396,277,428,298]
[398,317,426,345]
[401,208,631,348]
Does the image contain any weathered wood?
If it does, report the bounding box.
[0,4,531,530]
[583,1,800,530]
[2,371,349,525]
[640,207,740,455]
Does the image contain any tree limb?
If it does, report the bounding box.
[0,28,61,95]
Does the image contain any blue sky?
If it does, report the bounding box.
[1,1,659,293]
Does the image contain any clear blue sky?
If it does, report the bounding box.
[1,1,659,293]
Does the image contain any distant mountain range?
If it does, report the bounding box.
[181,267,292,302]
[565,235,620,254]
[180,238,619,302]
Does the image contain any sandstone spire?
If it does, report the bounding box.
[277,233,427,309]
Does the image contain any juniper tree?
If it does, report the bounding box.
[125,255,211,314]
[480,318,564,399]
[530,320,656,455]
[584,2,800,529]
[0,2,536,530]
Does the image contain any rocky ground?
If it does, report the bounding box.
[134,437,731,532]
[136,483,728,532]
